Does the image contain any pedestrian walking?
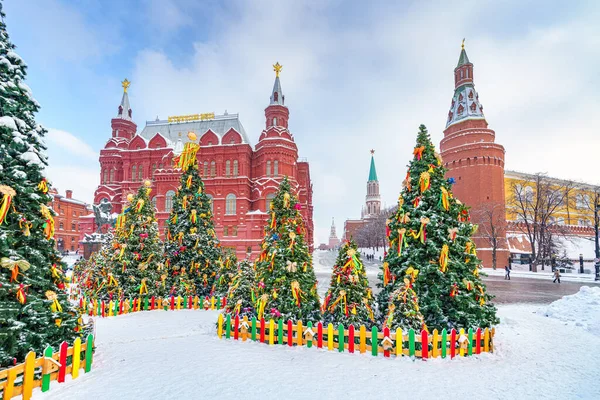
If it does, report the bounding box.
[553,269,561,284]
[504,265,510,280]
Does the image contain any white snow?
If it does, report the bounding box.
[20,150,44,166]
[538,286,600,335]
[0,116,17,130]
[31,303,600,400]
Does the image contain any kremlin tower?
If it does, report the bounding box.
[328,218,340,249]
[440,41,509,268]
[363,150,381,218]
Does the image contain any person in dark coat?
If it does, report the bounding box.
[504,265,511,280]
[553,270,561,284]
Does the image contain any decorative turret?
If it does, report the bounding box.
[440,41,509,269]
[264,62,289,129]
[111,79,137,140]
[364,150,381,218]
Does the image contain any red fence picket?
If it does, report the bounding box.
[450,329,457,359]
[57,341,68,383]
[348,325,355,353]
[260,318,266,343]
[233,315,240,340]
[317,322,323,348]
[287,320,293,347]
[421,330,428,359]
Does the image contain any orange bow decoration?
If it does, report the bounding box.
[413,146,425,160]
[0,185,15,226]
[419,171,431,193]
[439,244,449,273]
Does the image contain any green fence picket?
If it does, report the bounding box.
[41,346,53,391]
[441,329,447,359]
[409,329,415,357]
[307,321,313,348]
[338,323,344,352]
[371,326,378,356]
[225,314,231,339]
[144,297,149,311]
[468,328,473,356]
[251,317,257,341]
[278,319,284,345]
[84,334,94,373]
[114,300,119,315]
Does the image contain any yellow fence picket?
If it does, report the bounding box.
[359,325,366,354]
[459,328,465,357]
[3,366,17,400]
[296,321,303,347]
[484,328,490,353]
[22,351,36,400]
[72,337,81,379]
[327,323,334,350]
[395,328,403,357]
[217,314,223,338]
[269,319,275,345]
[432,329,439,358]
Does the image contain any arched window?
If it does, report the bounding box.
[159,163,163,170]
[102,169,108,184]
[211,161,216,177]
[110,168,115,183]
[131,165,137,181]
[273,92,278,102]
[266,193,275,211]
[233,160,238,176]
[273,117,277,126]
[226,160,231,177]
[152,196,157,210]
[165,190,176,213]
[266,161,271,176]
[138,165,143,181]
[206,194,214,213]
[223,226,229,236]
[226,194,236,215]
[203,161,208,177]
[525,186,534,202]
[152,163,156,177]
[274,160,279,176]
[233,225,238,236]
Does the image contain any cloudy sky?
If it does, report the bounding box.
[5,0,600,244]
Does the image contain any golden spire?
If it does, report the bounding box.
[122,78,131,93]
[273,62,282,78]
[461,38,465,50]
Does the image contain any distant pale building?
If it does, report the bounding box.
[344,150,381,240]
[328,218,340,249]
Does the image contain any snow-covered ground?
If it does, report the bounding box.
[34,287,600,400]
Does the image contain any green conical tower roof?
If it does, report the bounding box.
[456,39,471,67]
[368,150,378,181]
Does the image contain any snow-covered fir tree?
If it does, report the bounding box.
[377,125,498,330]
[322,240,375,327]
[0,3,82,367]
[103,182,165,299]
[254,177,321,322]
[223,260,256,318]
[164,135,223,298]
[213,251,237,297]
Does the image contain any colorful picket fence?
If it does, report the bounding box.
[0,334,94,400]
[217,315,495,359]
[78,295,226,317]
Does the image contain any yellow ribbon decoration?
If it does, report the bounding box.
[257,294,268,320]
[0,185,15,226]
[37,179,49,194]
[419,171,430,193]
[283,192,290,208]
[190,209,197,223]
[186,175,193,188]
[1,257,30,282]
[383,262,391,287]
[139,278,148,295]
[182,195,188,210]
[291,281,303,306]
[46,291,63,312]
[175,142,200,171]
[439,244,449,273]
[135,199,144,213]
[40,205,55,239]
[397,228,406,256]
[440,187,450,211]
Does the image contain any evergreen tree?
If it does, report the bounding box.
[377,125,498,330]
[223,260,256,318]
[254,177,320,322]
[382,268,426,331]
[0,3,82,367]
[164,135,223,298]
[104,182,164,299]
[213,251,237,297]
[75,235,117,300]
[322,240,375,327]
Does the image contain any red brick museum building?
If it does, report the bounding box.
[91,66,314,258]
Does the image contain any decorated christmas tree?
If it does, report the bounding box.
[254,177,321,322]
[0,3,82,366]
[377,125,498,330]
[76,235,116,300]
[223,260,256,318]
[213,251,238,297]
[382,268,426,331]
[104,182,164,299]
[322,240,375,327]
[164,133,223,298]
